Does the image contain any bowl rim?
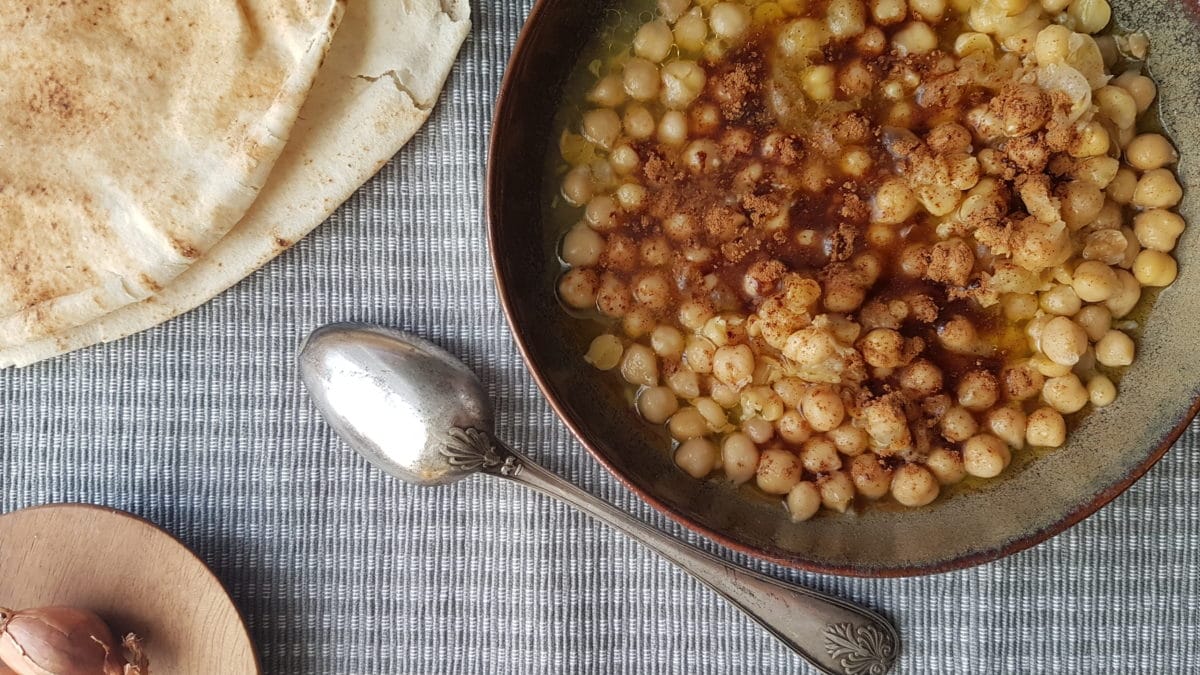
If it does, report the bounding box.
[485,0,1200,577]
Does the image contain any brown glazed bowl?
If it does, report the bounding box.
[487,0,1200,576]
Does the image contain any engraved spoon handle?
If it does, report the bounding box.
[480,435,899,675]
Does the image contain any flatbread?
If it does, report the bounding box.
[0,1,345,348]
[0,0,472,368]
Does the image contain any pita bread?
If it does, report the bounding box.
[0,1,345,348]
[0,0,471,367]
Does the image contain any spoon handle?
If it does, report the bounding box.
[472,433,899,675]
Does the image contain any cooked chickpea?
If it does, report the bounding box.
[561,224,604,267]
[616,183,647,211]
[1095,329,1135,367]
[963,434,1011,478]
[1059,181,1105,231]
[910,0,946,21]
[1040,284,1082,317]
[938,315,979,354]
[828,424,869,457]
[584,334,623,371]
[1114,70,1157,113]
[741,417,774,445]
[1104,270,1141,318]
[1132,169,1184,209]
[1125,134,1178,171]
[661,60,707,110]
[1132,250,1178,287]
[1134,210,1186,252]
[802,385,846,432]
[587,74,627,108]
[1040,316,1089,366]
[819,471,856,513]
[826,0,867,38]
[1071,261,1120,303]
[657,110,689,147]
[1001,293,1040,321]
[777,409,814,444]
[710,2,750,39]
[871,0,908,25]
[786,481,822,521]
[712,344,755,389]
[899,360,944,397]
[682,139,722,174]
[719,433,758,484]
[1068,0,1111,34]
[650,325,685,360]
[893,21,938,55]
[674,8,708,52]
[850,453,893,499]
[925,447,966,485]
[561,166,594,206]
[1026,407,1067,447]
[623,104,656,139]
[986,407,1027,449]
[584,194,618,232]
[1088,374,1117,407]
[756,448,802,494]
[675,438,718,478]
[957,370,1000,411]
[620,344,659,387]
[634,19,673,63]
[801,437,842,474]
[559,268,599,309]
[669,406,709,441]
[1074,305,1112,342]
[940,405,979,443]
[890,464,939,507]
[802,64,836,102]
[777,18,830,59]
[1106,167,1138,204]
[638,386,680,424]
[610,145,640,176]
[1043,373,1088,414]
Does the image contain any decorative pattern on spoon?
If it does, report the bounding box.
[439,427,522,477]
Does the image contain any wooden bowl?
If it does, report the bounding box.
[0,504,258,673]
[487,0,1200,576]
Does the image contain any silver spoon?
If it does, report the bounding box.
[298,323,899,675]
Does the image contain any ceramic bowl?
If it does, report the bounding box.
[487,0,1199,576]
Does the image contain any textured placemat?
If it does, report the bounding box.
[2,2,1197,673]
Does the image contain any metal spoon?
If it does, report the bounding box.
[298,323,899,675]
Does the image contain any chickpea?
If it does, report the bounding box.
[786,481,823,521]
[1106,167,1138,204]
[658,110,689,146]
[890,464,940,507]
[871,0,908,25]
[561,166,594,207]
[661,60,707,110]
[620,344,659,387]
[925,447,967,485]
[742,416,775,444]
[893,21,938,55]
[938,315,979,354]
[1068,0,1111,34]
[1001,293,1040,321]
[1026,407,1067,447]
[584,334,623,371]
[1074,305,1112,342]
[675,438,718,478]
[1105,270,1141,318]
[1132,169,1184,209]
[721,433,760,484]
[560,224,603,267]
[623,104,656,140]
[1113,70,1157,113]
[756,448,802,494]
[1095,329,1135,367]
[1134,210,1186,252]
[622,57,661,101]
[1043,373,1089,414]
[1125,134,1178,171]
[1133,250,1178,287]
[559,268,599,309]
[777,410,814,444]
[828,424,869,457]
[826,0,867,38]
[1060,181,1105,231]
[777,18,830,60]
[674,8,708,52]
[684,336,717,374]
[622,309,655,339]
[634,19,673,63]
[855,25,887,56]
[682,139,722,174]
[585,194,618,232]
[1040,316,1089,366]
[658,0,689,22]
[850,453,893,499]
[899,360,944,397]
[910,0,947,21]
[713,344,755,389]
[801,437,842,474]
[986,406,1027,449]
[1040,284,1083,317]
[638,386,680,424]
[1070,122,1110,159]
[616,183,647,211]
[802,385,846,432]
[819,471,857,513]
[957,370,1000,411]
[956,31,995,58]
[587,74,627,108]
[1088,374,1117,407]
[838,146,874,177]
[963,434,1011,478]
[669,406,709,441]
[941,406,979,443]
[1071,261,1120,303]
[710,2,750,39]
[1096,85,1137,131]
[802,64,836,102]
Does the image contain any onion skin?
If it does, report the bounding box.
[0,607,125,675]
